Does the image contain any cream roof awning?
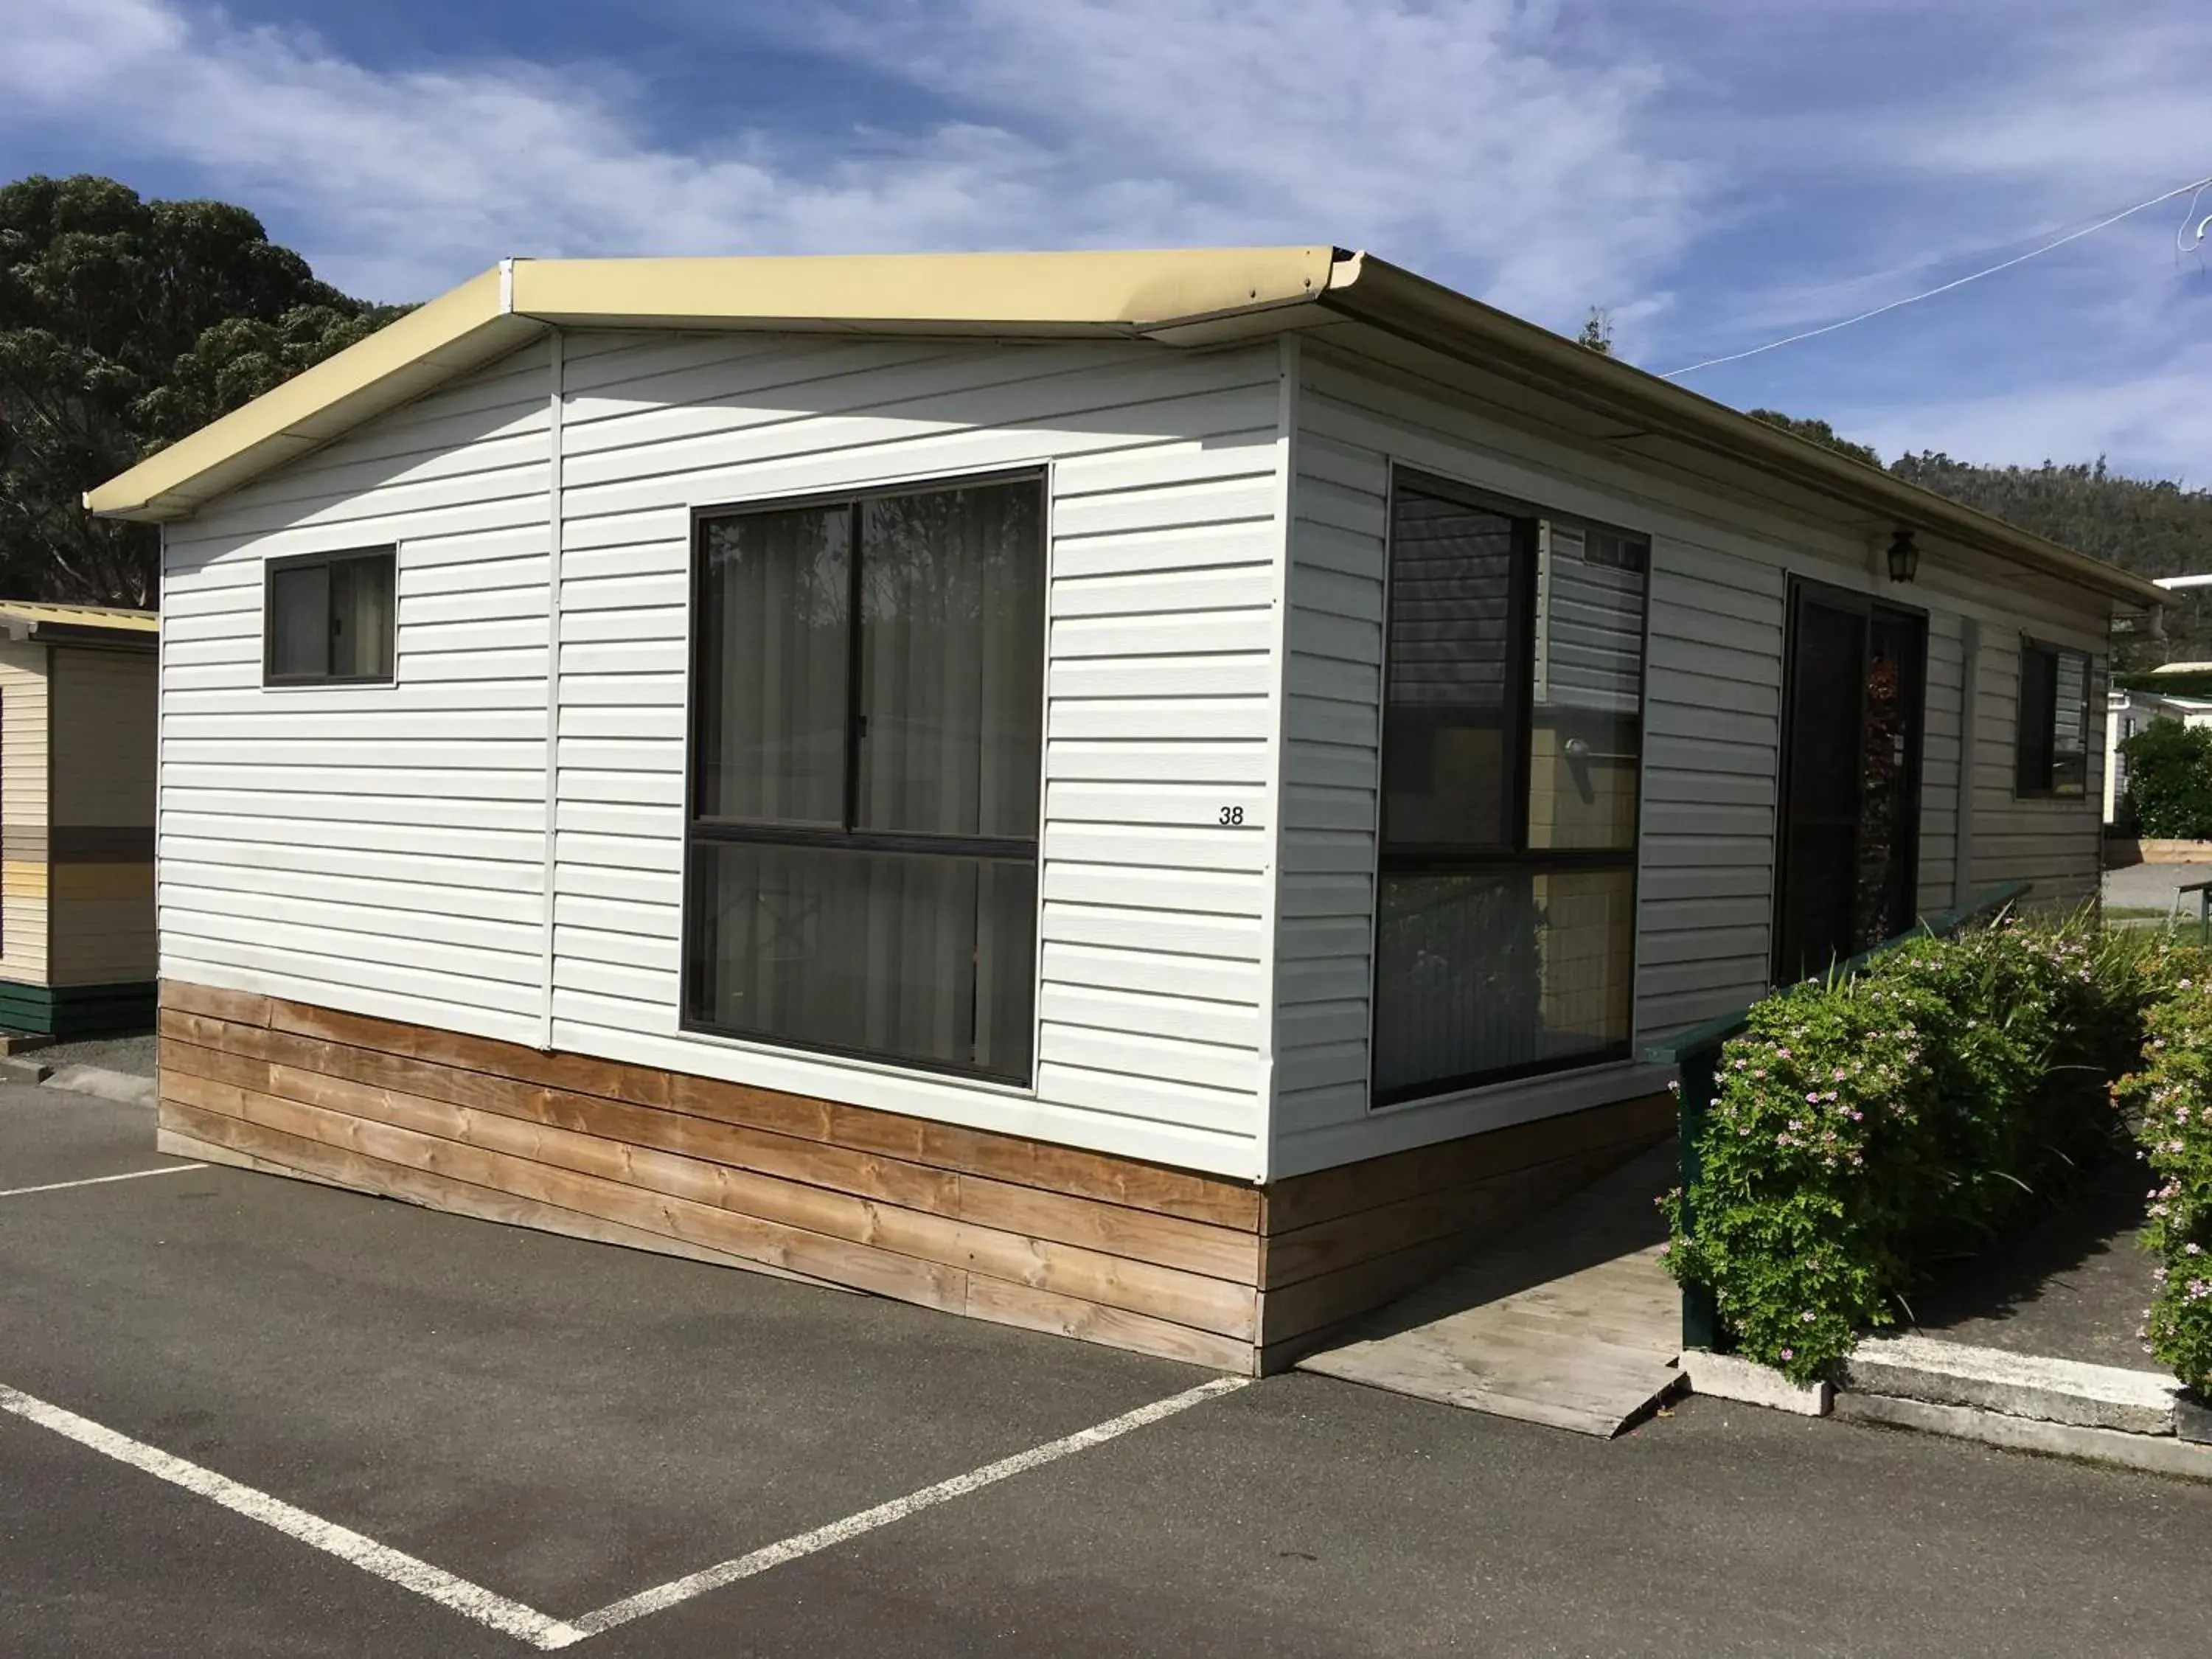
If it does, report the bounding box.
[86,246,2168,609]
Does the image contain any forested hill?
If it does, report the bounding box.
[6,172,2209,635]
[1750,412,2212,666]
[0,174,404,608]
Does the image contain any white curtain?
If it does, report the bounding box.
[690,481,1043,1077]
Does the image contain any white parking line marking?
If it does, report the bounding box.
[0,1164,206,1200]
[0,1384,588,1649]
[568,1374,1252,1639]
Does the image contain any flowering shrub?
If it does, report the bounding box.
[2116,958,2212,1391]
[1663,916,2156,1382]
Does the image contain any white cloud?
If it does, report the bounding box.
[1846,339,2212,481]
[0,0,1704,320]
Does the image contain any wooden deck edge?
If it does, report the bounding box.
[1253,1135,1667,1366]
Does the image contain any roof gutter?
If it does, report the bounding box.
[1312,252,2170,611]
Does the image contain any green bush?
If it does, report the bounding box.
[2115,954,2212,1391]
[1663,917,2154,1382]
[2122,719,2212,839]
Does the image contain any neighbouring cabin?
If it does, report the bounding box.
[0,604,159,1040]
[90,249,2160,1372]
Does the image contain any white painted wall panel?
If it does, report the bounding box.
[1270,341,2112,1178]
[165,325,1290,1170]
[539,333,1285,1174]
[161,344,556,1048]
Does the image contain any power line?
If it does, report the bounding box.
[1660,172,2212,380]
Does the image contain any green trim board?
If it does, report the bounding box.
[0,978,156,1037]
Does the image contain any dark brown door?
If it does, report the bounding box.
[1773,582,1926,984]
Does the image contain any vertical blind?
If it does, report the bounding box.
[684,476,1045,1081]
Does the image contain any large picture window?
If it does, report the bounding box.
[682,473,1046,1081]
[1372,472,1647,1105]
[2015,638,2092,799]
[264,548,396,685]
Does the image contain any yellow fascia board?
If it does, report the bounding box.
[86,248,1346,522]
[509,246,1343,335]
[0,604,159,634]
[86,268,538,523]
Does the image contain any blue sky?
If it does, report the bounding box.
[6,0,2211,479]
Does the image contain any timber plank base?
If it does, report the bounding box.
[156,982,1670,1373]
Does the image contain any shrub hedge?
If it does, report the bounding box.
[1663,917,2174,1382]
[2121,719,2212,840]
[2118,966,2212,1391]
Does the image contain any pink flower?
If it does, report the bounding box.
[1779,1348,1795,1362]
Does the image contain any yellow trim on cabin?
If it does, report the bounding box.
[2,861,49,900]
[0,603,158,637]
[81,246,2168,608]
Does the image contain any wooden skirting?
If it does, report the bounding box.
[156,982,1672,1374]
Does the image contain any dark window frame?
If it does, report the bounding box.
[2014,636,2093,800]
[1369,466,1649,1108]
[1770,577,1928,984]
[678,468,1048,1084]
[262,546,398,686]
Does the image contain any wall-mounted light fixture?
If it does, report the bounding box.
[1886,527,1920,583]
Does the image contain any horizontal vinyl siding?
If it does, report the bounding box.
[50,645,157,985]
[163,329,1287,1176]
[159,344,554,1046]
[1274,422,1385,1141]
[1638,540,1785,1038]
[546,331,1285,1176]
[1275,350,1711,1176]
[1916,615,1966,916]
[0,641,49,983]
[1967,629,2106,908]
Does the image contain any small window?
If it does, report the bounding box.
[265,549,396,685]
[2015,639,2091,799]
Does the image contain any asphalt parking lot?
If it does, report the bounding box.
[6,1080,2212,1658]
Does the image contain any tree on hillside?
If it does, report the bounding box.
[1890,453,2212,664]
[0,174,404,607]
[1746,408,1884,469]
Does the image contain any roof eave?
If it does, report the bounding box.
[1315,254,2169,611]
[86,268,533,524]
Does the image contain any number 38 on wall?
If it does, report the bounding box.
[1217,806,1245,825]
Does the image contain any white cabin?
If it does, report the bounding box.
[93,249,2157,1371]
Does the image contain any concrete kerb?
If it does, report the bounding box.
[1680,1352,1833,1416]
[1680,1335,2209,1481]
[1843,1333,2180,1436]
[1834,1393,2212,1482]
